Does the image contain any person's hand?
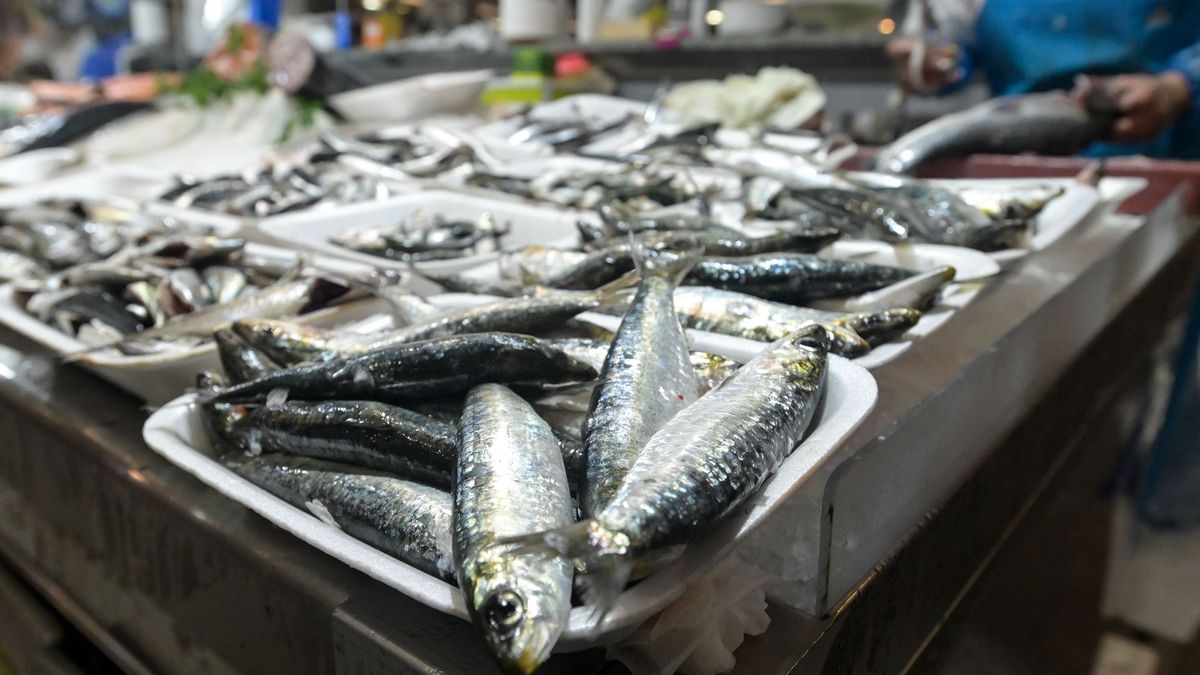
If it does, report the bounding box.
[886,37,963,94]
[1085,72,1192,143]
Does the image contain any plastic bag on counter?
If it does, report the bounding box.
[607,551,774,675]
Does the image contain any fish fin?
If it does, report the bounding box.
[632,242,703,285]
[578,559,635,626]
[498,520,634,618]
[592,269,641,302]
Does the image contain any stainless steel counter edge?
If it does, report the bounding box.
[751,193,1197,616]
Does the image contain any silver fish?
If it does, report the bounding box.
[94,277,350,355]
[203,265,248,304]
[455,384,574,675]
[582,254,703,516]
[671,286,919,354]
[508,325,831,615]
[0,249,40,281]
[228,454,455,581]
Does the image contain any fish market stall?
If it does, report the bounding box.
[0,19,1198,668]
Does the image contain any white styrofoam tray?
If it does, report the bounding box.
[0,243,386,404]
[143,347,875,649]
[329,70,492,125]
[255,189,586,275]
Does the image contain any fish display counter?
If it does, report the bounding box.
[0,86,1197,673]
[0,186,1190,673]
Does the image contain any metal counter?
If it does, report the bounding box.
[0,191,1194,673]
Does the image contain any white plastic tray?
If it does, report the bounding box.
[0,243,386,404]
[255,189,584,275]
[329,70,492,125]
[143,347,875,649]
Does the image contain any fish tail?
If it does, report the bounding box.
[633,243,704,285]
[498,519,632,619]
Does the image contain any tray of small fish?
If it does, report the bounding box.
[0,238,387,404]
[143,269,876,664]
[256,189,587,275]
[431,205,986,368]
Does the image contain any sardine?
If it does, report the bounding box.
[671,286,918,352]
[685,253,915,304]
[228,454,455,581]
[455,384,574,674]
[582,254,703,516]
[234,400,455,488]
[210,332,599,404]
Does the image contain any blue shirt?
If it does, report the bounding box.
[957,0,1200,159]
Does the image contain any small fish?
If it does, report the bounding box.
[455,384,574,675]
[210,332,599,404]
[158,267,214,315]
[203,265,248,304]
[506,325,831,615]
[98,277,351,355]
[685,253,916,304]
[228,454,456,581]
[215,328,281,384]
[0,249,41,281]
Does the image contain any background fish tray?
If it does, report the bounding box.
[254,188,587,276]
[142,351,876,650]
[0,243,387,405]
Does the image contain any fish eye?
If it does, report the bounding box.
[483,589,524,634]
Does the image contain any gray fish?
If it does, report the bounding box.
[158,267,214,315]
[228,454,455,581]
[210,332,598,404]
[582,254,703,516]
[873,91,1112,174]
[671,286,918,353]
[215,328,280,384]
[455,384,574,675]
[0,249,40,281]
[685,253,916,304]
[203,265,248,304]
[235,289,621,365]
[506,325,831,614]
[810,265,955,313]
[126,280,167,328]
[234,400,456,488]
[98,277,351,355]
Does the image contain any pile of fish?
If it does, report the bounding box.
[192,213,958,670]
[158,126,492,217]
[466,161,717,211]
[0,200,178,280]
[331,210,511,263]
[13,235,358,354]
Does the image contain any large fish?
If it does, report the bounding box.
[873,91,1112,174]
[455,384,574,675]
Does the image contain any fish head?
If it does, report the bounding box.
[467,549,571,675]
[231,319,334,365]
[842,307,923,347]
